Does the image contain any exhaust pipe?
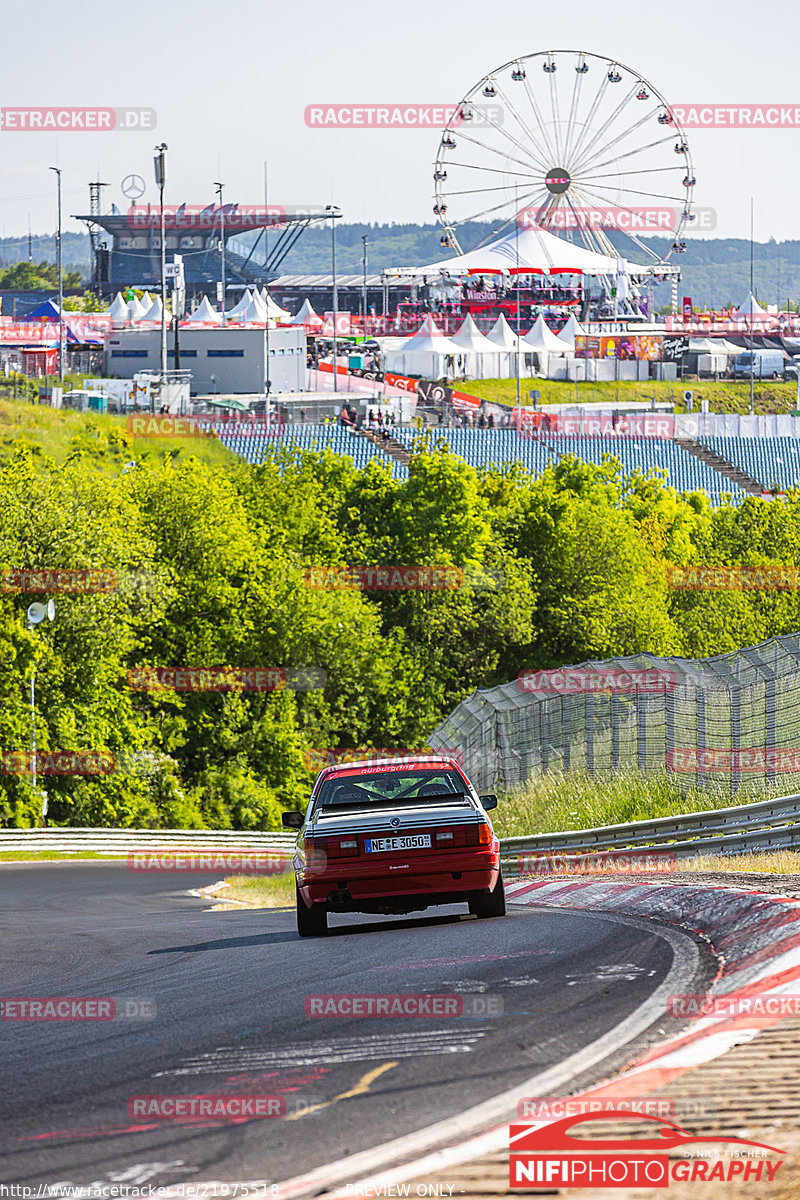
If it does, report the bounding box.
[327,889,353,909]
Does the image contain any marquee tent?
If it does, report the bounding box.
[524,316,567,355]
[289,298,323,328]
[104,293,129,323]
[185,295,222,325]
[128,294,148,323]
[227,290,254,321]
[140,295,170,323]
[556,313,587,350]
[391,225,642,278]
[382,315,460,379]
[450,314,504,379]
[734,292,766,316]
[259,287,290,321]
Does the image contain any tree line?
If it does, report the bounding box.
[2,429,800,827]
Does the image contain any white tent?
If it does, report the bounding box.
[393,224,643,278]
[450,314,504,379]
[689,337,740,355]
[141,292,154,309]
[524,316,567,355]
[140,294,170,323]
[105,292,129,324]
[734,291,766,316]
[382,315,461,379]
[556,313,587,351]
[184,295,222,325]
[289,298,323,327]
[227,290,254,321]
[128,294,148,323]
[483,315,522,379]
[259,287,290,321]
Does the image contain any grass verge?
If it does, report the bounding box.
[681,851,800,874]
[215,873,295,908]
[492,769,782,840]
[462,377,797,415]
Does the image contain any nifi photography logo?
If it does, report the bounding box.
[509,1112,785,1188]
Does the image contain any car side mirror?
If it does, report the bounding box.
[281,810,304,829]
[479,794,498,810]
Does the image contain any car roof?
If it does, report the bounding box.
[318,755,462,780]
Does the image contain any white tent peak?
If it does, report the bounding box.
[450,313,496,350]
[734,291,766,315]
[556,313,587,347]
[486,314,521,350]
[524,315,566,354]
[290,298,323,326]
[141,294,170,322]
[185,295,221,325]
[105,292,129,323]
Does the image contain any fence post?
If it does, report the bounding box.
[637,687,649,771]
[697,690,707,791]
[611,689,620,771]
[586,693,594,777]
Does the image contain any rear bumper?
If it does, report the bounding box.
[298,850,499,911]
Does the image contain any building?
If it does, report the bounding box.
[105,326,306,395]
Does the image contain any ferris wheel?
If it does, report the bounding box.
[433,50,695,271]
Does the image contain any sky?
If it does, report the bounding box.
[0,0,797,250]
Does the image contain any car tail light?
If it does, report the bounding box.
[303,838,327,867]
[328,837,359,858]
[461,823,492,846]
[436,829,455,844]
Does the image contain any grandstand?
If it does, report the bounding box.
[392,428,749,504]
[698,436,800,494]
[209,422,772,505]
[210,423,409,481]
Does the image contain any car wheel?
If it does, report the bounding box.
[468,871,506,918]
[296,884,328,937]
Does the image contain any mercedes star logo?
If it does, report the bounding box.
[121,173,146,200]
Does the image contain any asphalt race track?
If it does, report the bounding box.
[0,865,712,1192]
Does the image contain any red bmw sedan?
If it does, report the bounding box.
[282,755,505,937]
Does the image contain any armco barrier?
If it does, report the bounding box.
[499,789,800,871]
[2,788,800,866]
[0,827,296,857]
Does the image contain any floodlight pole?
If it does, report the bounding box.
[49,168,63,382]
[515,185,521,421]
[263,162,270,422]
[749,196,755,416]
[154,145,168,385]
[327,205,340,392]
[215,181,227,327]
[362,234,368,338]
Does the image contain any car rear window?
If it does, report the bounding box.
[315,768,468,810]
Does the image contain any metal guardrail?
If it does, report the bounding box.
[0,828,296,856]
[3,790,799,866]
[499,789,800,869]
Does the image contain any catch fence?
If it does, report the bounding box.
[428,633,800,796]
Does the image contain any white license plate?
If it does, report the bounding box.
[365,834,432,853]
